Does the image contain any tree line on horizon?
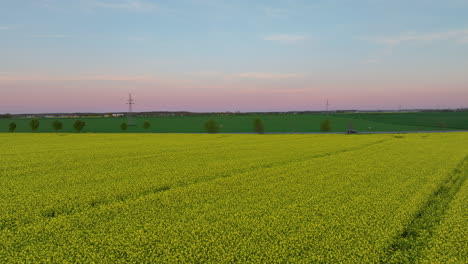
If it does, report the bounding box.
[8,119,90,133]
[6,118,334,134]
[6,119,152,133]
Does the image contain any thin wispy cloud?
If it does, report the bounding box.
[0,72,44,81]
[0,25,18,31]
[263,7,291,19]
[361,29,468,46]
[0,72,16,76]
[29,34,76,39]
[262,34,310,44]
[364,47,394,64]
[37,0,55,9]
[232,72,305,80]
[359,28,468,63]
[460,36,468,43]
[0,73,155,82]
[128,36,146,41]
[189,70,223,78]
[92,0,157,11]
[33,0,70,11]
[82,74,155,81]
[189,71,305,80]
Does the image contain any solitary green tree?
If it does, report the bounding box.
[30,119,40,132]
[204,120,219,133]
[52,120,63,132]
[121,122,128,132]
[254,118,265,134]
[143,120,151,130]
[73,120,86,132]
[320,119,332,132]
[9,122,17,132]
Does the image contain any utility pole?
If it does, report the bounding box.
[126,93,135,126]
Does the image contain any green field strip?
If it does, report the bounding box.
[345,115,443,130]
[347,112,468,130]
[331,115,447,132]
[3,112,465,133]
[381,156,468,263]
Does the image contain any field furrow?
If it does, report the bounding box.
[417,160,468,264]
[382,156,468,263]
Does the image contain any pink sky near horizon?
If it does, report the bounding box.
[1,75,466,114]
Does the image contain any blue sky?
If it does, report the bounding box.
[1,0,468,113]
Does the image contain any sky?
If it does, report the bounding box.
[1,0,468,113]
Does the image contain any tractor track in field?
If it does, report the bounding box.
[42,138,393,217]
[381,155,468,263]
[0,138,395,233]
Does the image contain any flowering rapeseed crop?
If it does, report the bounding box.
[0,133,466,263]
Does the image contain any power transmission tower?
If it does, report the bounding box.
[326,99,330,117]
[126,93,135,126]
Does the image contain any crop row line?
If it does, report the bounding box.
[381,155,468,263]
[41,139,394,217]
[0,138,394,233]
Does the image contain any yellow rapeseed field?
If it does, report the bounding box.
[0,133,466,263]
